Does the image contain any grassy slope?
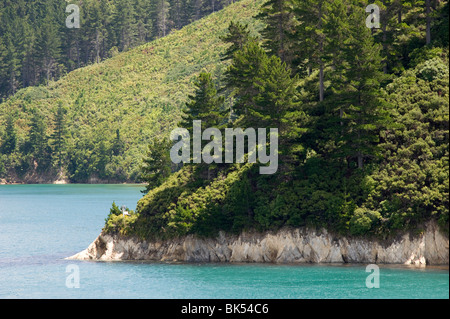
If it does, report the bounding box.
[0,0,264,181]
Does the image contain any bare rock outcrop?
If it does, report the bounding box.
[68,221,449,265]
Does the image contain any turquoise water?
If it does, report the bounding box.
[0,184,448,299]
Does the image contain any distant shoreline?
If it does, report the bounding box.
[0,178,145,185]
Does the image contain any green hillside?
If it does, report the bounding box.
[102,0,448,240]
[0,0,264,183]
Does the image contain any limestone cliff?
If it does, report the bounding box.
[68,221,449,265]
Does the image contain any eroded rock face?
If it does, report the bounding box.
[67,222,449,265]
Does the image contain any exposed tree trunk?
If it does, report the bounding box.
[75,36,81,68]
[95,29,101,63]
[357,122,363,169]
[426,0,431,44]
[278,1,285,63]
[382,22,388,73]
[9,69,18,95]
[357,150,363,169]
[44,57,54,85]
[318,2,324,102]
[319,65,324,101]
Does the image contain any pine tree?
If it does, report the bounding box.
[28,109,52,171]
[257,0,297,66]
[4,34,21,96]
[321,0,351,134]
[156,0,171,38]
[220,21,255,61]
[170,0,185,29]
[19,18,38,88]
[337,3,389,169]
[1,113,16,155]
[95,138,110,179]
[63,3,82,69]
[112,128,125,156]
[425,0,431,44]
[50,102,67,168]
[372,0,415,74]
[180,72,225,131]
[114,0,138,51]
[228,41,300,129]
[0,36,7,101]
[179,72,225,174]
[225,40,303,174]
[292,0,329,101]
[188,0,205,22]
[432,0,449,47]
[134,0,154,45]
[224,41,268,127]
[301,0,389,170]
[84,0,109,64]
[141,137,172,194]
[37,12,62,85]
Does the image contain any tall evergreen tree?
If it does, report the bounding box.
[225,40,303,173]
[114,0,138,51]
[371,0,415,74]
[156,0,171,38]
[141,137,172,194]
[170,0,185,29]
[220,21,255,61]
[257,0,297,66]
[224,41,268,127]
[180,72,225,131]
[50,102,67,168]
[335,3,389,169]
[179,72,225,170]
[20,18,38,88]
[134,0,154,45]
[4,34,21,96]
[292,0,328,101]
[188,0,205,22]
[37,12,62,85]
[1,113,16,155]
[0,36,7,100]
[300,0,389,170]
[112,128,125,156]
[28,109,52,171]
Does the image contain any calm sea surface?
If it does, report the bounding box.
[0,184,448,299]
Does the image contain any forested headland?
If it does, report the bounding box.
[104,0,449,239]
[0,0,448,238]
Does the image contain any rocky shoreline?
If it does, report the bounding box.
[0,178,142,185]
[68,221,449,266]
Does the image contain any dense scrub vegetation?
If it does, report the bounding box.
[104,0,448,239]
[0,0,262,182]
[0,0,238,101]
